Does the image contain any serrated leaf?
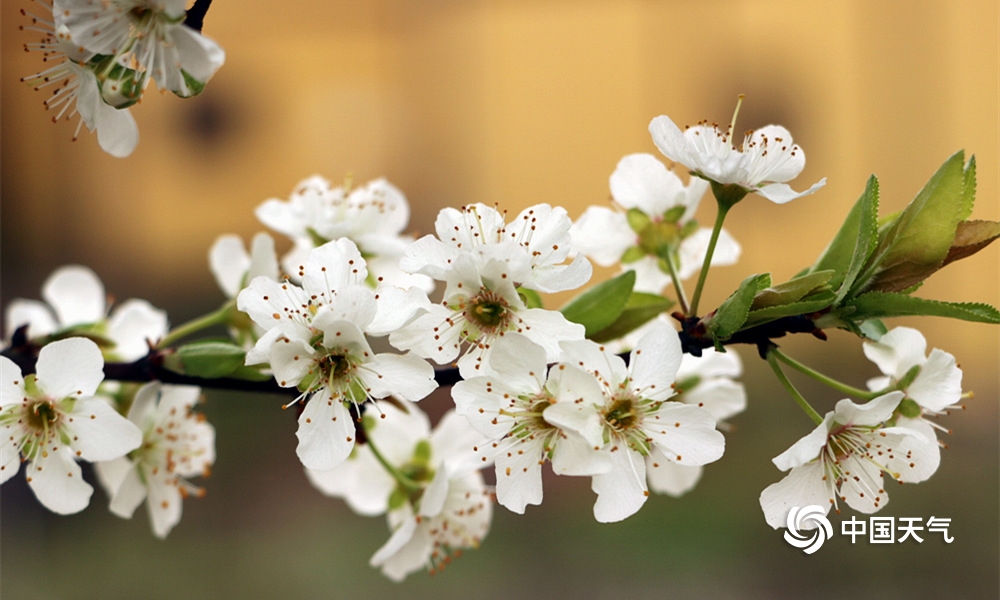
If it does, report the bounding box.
[171,340,249,378]
[843,291,1000,324]
[742,291,838,329]
[560,270,635,337]
[853,152,968,294]
[751,270,835,310]
[589,291,674,344]
[811,175,880,301]
[707,273,771,341]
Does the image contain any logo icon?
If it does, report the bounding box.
[784,505,833,554]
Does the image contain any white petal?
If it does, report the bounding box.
[170,25,225,87]
[236,276,308,330]
[93,455,133,497]
[305,446,394,516]
[107,299,168,360]
[94,101,139,158]
[862,326,928,379]
[35,338,104,399]
[27,449,93,514]
[772,414,833,472]
[0,423,23,483]
[106,463,147,519]
[646,450,703,497]
[548,430,612,476]
[67,397,143,461]
[570,207,634,266]
[590,447,647,523]
[759,461,830,529]
[209,234,252,298]
[370,514,430,582]
[756,179,826,204]
[644,403,725,466]
[360,352,437,402]
[42,265,105,326]
[908,349,962,411]
[494,437,545,513]
[295,391,355,471]
[832,392,903,428]
[146,473,183,538]
[5,299,57,339]
[629,320,683,400]
[1,357,25,408]
[610,153,687,215]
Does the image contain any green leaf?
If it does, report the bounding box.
[843,292,1000,324]
[560,270,635,337]
[750,270,835,310]
[589,291,674,344]
[810,175,880,301]
[853,152,969,294]
[707,273,771,341]
[941,219,1000,267]
[167,340,249,378]
[742,290,838,329]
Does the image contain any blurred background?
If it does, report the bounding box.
[2,0,997,598]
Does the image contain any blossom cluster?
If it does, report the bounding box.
[19,0,225,156]
[2,103,984,582]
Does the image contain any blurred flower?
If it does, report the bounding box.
[545,320,725,522]
[572,153,740,293]
[237,239,436,471]
[257,176,433,292]
[209,233,280,300]
[95,383,215,538]
[759,392,939,529]
[5,264,167,361]
[1,338,142,514]
[649,113,825,205]
[368,409,493,581]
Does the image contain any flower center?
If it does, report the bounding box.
[26,398,60,433]
[465,291,510,332]
[637,220,681,257]
[603,396,639,431]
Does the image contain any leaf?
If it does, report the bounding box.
[169,340,249,378]
[742,290,838,329]
[589,291,675,343]
[810,175,880,301]
[941,219,1000,267]
[706,274,771,341]
[750,270,834,310]
[843,292,1000,324]
[852,152,969,295]
[560,270,635,337]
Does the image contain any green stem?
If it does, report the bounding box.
[660,249,690,316]
[157,304,232,348]
[687,204,730,317]
[364,422,423,495]
[766,347,824,425]
[771,348,880,401]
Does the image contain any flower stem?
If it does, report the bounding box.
[687,204,730,317]
[661,250,690,316]
[771,348,880,401]
[364,420,424,495]
[765,346,824,425]
[158,304,232,348]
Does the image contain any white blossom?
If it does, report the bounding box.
[95,383,215,538]
[759,392,939,529]
[1,338,142,514]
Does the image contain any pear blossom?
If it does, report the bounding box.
[20,2,138,156]
[236,239,437,471]
[390,203,589,377]
[209,233,280,300]
[452,333,612,513]
[56,0,226,98]
[545,321,726,522]
[863,326,964,466]
[368,409,493,581]
[759,392,939,529]
[5,265,167,361]
[1,338,142,514]
[648,112,825,204]
[95,383,215,538]
[256,176,433,292]
[572,153,740,293]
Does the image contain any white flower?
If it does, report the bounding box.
[648,113,825,204]
[95,383,214,538]
[572,154,740,293]
[5,265,167,361]
[56,0,225,98]
[759,392,940,529]
[20,4,138,157]
[402,203,591,294]
[390,252,585,378]
[452,333,612,513]
[1,338,142,514]
[256,176,433,292]
[368,409,493,581]
[545,321,726,522]
[236,239,437,471]
[209,233,280,299]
